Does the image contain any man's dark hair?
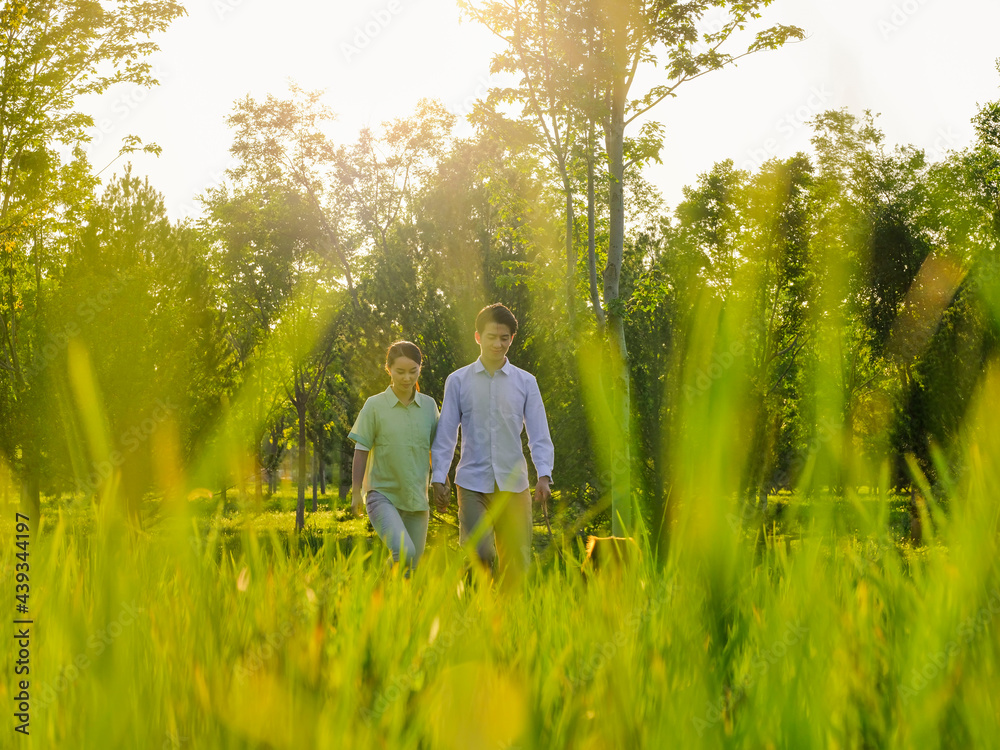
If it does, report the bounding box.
[475,303,518,335]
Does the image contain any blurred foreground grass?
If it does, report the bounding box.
[2,483,998,749]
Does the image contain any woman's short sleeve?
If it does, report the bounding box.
[348,398,376,450]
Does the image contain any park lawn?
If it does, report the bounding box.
[1,489,998,749]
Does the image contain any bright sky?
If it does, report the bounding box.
[81,0,1000,223]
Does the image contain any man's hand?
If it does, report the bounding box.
[351,486,364,518]
[432,481,450,513]
[534,476,552,517]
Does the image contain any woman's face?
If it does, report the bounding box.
[388,356,421,393]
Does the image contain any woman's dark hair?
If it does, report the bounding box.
[475,303,518,335]
[385,340,423,395]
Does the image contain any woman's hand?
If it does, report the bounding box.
[432,482,450,513]
[351,486,364,518]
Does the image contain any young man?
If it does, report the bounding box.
[431,303,554,582]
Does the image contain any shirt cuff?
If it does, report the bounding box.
[348,433,371,451]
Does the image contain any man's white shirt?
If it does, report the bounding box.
[431,358,554,493]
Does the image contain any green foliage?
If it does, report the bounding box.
[0,0,185,518]
[5,465,1000,747]
[3,9,1000,748]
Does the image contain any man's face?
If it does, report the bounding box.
[476,322,514,364]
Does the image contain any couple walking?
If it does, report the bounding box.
[348,303,554,581]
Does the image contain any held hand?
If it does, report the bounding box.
[432,482,450,513]
[534,476,552,516]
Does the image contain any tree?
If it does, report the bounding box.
[0,0,184,523]
[460,0,594,322]
[226,84,359,309]
[215,87,373,530]
[804,109,938,492]
[333,98,457,392]
[888,85,1000,496]
[48,169,231,527]
[285,290,339,530]
[202,181,307,506]
[463,0,804,536]
[664,156,813,508]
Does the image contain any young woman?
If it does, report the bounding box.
[349,341,440,573]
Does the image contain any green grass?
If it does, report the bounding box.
[2,483,998,749]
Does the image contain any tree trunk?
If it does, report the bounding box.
[236,453,247,505]
[317,427,326,495]
[587,118,604,328]
[742,399,769,503]
[20,470,41,536]
[266,420,284,497]
[604,66,632,537]
[295,391,307,531]
[311,436,318,512]
[909,485,923,544]
[254,443,263,511]
[339,439,351,505]
[564,176,576,328]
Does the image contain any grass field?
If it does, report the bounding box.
[3,475,999,750]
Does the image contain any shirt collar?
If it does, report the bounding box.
[383,385,421,407]
[473,357,510,375]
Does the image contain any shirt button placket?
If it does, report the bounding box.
[489,378,497,486]
[491,378,498,486]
